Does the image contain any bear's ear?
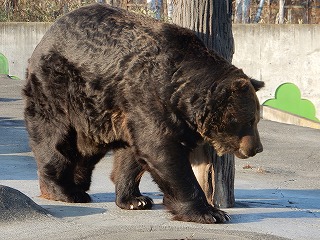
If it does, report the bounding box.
[231,78,250,93]
[250,78,265,92]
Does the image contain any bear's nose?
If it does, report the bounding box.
[256,144,263,154]
[248,143,263,157]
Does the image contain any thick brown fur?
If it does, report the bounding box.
[23,4,264,224]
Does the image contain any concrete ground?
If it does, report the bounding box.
[0,75,319,240]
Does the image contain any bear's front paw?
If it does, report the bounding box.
[116,195,153,210]
[173,205,230,224]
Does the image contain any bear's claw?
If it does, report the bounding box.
[117,195,153,210]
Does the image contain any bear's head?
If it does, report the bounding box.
[198,78,264,159]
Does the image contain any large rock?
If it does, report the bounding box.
[0,185,49,222]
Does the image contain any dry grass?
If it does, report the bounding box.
[0,0,96,22]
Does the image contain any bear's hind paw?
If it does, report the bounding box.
[173,206,230,224]
[40,185,92,203]
[55,190,91,203]
[69,190,92,203]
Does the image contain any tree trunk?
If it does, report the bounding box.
[108,0,127,8]
[167,0,173,19]
[242,0,251,23]
[234,0,251,24]
[161,0,168,19]
[172,0,235,208]
[254,0,265,23]
[267,0,271,23]
[278,0,285,24]
[234,0,243,23]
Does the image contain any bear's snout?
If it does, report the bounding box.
[237,135,263,159]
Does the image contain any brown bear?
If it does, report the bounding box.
[23,4,264,224]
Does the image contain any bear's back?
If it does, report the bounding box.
[29,4,207,80]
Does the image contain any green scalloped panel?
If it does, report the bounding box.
[263,83,319,122]
[0,53,9,75]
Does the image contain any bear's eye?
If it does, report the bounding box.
[230,118,238,124]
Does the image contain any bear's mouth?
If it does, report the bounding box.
[212,140,240,158]
[213,144,250,159]
[235,149,249,159]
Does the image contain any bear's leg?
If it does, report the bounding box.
[73,149,108,192]
[137,139,230,223]
[32,126,92,203]
[111,148,153,210]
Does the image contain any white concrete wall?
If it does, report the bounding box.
[0,23,51,78]
[0,23,319,119]
[232,24,320,120]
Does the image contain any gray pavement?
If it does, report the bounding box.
[0,75,319,239]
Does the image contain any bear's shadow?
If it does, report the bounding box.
[91,192,165,211]
[42,192,165,218]
[229,188,320,224]
[229,210,318,224]
[90,191,164,202]
[42,204,107,218]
